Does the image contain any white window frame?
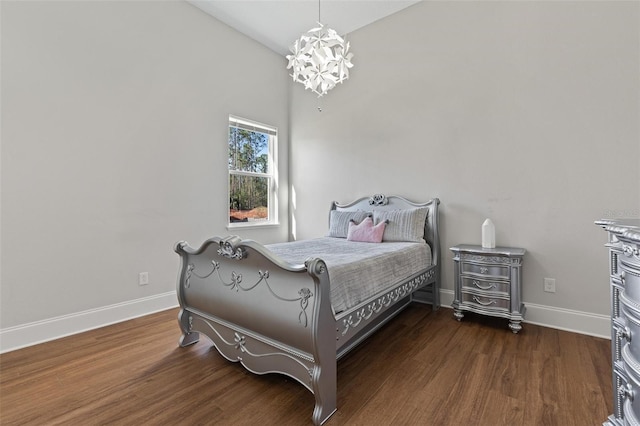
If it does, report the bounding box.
[227,115,278,229]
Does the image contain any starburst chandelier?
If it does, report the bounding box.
[285,1,354,98]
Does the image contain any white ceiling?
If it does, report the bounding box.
[188,1,421,56]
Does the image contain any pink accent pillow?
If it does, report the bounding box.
[347,217,388,243]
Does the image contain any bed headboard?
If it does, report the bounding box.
[329,194,441,267]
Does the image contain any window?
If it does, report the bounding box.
[228,116,277,227]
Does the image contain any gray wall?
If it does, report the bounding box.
[290,1,639,317]
[1,0,638,342]
[1,1,290,329]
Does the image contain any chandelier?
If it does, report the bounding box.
[285,2,354,98]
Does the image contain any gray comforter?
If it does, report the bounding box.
[267,237,432,314]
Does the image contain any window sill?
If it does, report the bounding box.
[227,222,281,231]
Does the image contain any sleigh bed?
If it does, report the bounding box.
[174,194,440,425]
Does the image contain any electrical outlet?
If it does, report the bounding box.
[139,272,149,286]
[543,277,556,293]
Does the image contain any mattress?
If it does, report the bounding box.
[267,237,432,314]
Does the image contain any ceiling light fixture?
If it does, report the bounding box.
[285,0,354,98]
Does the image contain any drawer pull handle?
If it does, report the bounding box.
[480,267,489,274]
[619,384,634,401]
[473,280,496,290]
[620,271,626,285]
[472,296,496,306]
[619,327,632,342]
[622,244,639,258]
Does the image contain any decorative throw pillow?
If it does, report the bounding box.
[327,210,371,238]
[373,207,429,243]
[347,216,388,243]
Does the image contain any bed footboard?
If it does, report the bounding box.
[175,236,337,425]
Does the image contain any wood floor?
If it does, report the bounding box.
[0,305,612,425]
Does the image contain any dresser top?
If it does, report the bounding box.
[595,219,640,228]
[450,244,526,257]
[596,219,640,243]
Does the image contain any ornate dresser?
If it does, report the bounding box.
[451,244,526,333]
[596,219,640,425]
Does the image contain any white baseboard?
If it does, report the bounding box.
[1,289,611,354]
[522,303,610,339]
[0,291,178,354]
[439,289,610,339]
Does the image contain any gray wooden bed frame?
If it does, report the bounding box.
[174,194,440,425]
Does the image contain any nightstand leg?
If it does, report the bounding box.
[453,309,464,321]
[509,320,522,334]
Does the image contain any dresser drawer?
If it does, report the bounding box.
[620,293,640,361]
[460,291,510,312]
[460,262,509,279]
[622,343,640,423]
[624,399,640,426]
[461,276,510,296]
[621,261,640,306]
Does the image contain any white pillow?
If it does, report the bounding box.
[373,207,428,243]
[327,210,371,238]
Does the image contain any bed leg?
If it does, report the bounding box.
[432,282,440,311]
[307,257,337,425]
[311,365,337,426]
[432,272,441,311]
[177,309,200,347]
[179,331,199,347]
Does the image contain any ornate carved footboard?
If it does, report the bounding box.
[175,195,440,425]
[175,236,338,424]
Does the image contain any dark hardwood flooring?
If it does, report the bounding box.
[0,305,612,425]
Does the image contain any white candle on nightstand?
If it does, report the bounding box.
[482,219,495,248]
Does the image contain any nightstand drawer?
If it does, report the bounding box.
[461,277,510,296]
[461,292,510,312]
[461,262,509,279]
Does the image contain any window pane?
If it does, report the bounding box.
[228,127,269,173]
[229,174,270,223]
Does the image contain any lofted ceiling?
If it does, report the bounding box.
[188,1,421,56]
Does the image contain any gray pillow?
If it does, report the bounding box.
[327,210,371,238]
[373,207,428,242]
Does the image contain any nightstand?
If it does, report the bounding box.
[451,244,526,333]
